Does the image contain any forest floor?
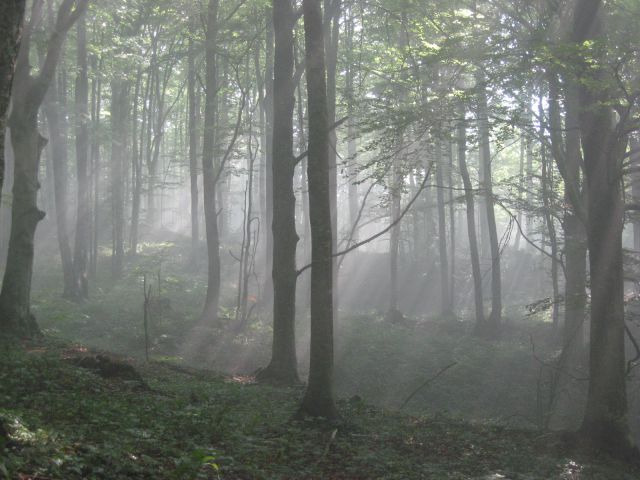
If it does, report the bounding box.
[2,337,640,480]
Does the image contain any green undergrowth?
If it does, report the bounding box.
[1,338,638,479]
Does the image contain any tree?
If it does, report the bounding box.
[456,100,484,327]
[257,0,300,385]
[0,0,88,336]
[299,0,337,419]
[572,0,634,455]
[0,0,27,204]
[110,79,129,280]
[475,74,501,335]
[42,65,75,298]
[201,0,222,322]
[73,10,90,297]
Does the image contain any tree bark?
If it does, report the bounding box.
[436,138,452,316]
[187,24,200,259]
[457,102,485,327]
[43,73,75,297]
[201,0,222,322]
[573,0,633,454]
[110,80,129,280]
[299,0,337,419]
[73,10,89,298]
[0,0,27,206]
[476,76,501,335]
[257,0,300,385]
[0,0,87,336]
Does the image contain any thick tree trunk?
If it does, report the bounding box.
[264,11,275,305]
[299,0,337,419]
[573,0,633,455]
[257,0,300,385]
[0,0,27,205]
[0,110,46,335]
[476,77,501,335]
[73,11,89,298]
[0,0,87,336]
[201,0,222,322]
[457,103,485,327]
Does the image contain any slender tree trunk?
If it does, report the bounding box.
[110,80,128,279]
[131,68,151,256]
[73,11,89,298]
[345,7,358,243]
[457,102,485,327]
[43,73,75,297]
[188,26,200,259]
[324,0,340,312]
[257,0,300,385]
[550,75,587,353]
[90,59,102,276]
[631,136,640,254]
[538,92,559,328]
[129,69,141,255]
[299,0,337,419]
[387,148,402,321]
[448,140,456,309]
[436,138,452,316]
[201,0,222,322]
[476,77,501,335]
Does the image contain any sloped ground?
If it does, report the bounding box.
[0,338,638,479]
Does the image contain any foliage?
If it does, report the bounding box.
[0,338,638,479]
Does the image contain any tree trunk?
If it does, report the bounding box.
[0,0,27,206]
[573,0,633,454]
[476,77,501,335]
[188,25,200,258]
[0,0,87,336]
[110,80,128,279]
[345,6,358,244]
[387,148,402,321]
[457,102,485,327]
[89,56,101,277]
[201,0,221,322]
[299,0,337,419]
[257,0,300,385]
[263,8,275,305]
[436,138,452,316]
[538,92,560,328]
[43,73,75,297]
[324,0,340,312]
[73,11,89,298]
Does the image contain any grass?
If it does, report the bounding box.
[1,338,639,479]
[6,238,637,478]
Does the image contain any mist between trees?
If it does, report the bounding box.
[1,0,640,476]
